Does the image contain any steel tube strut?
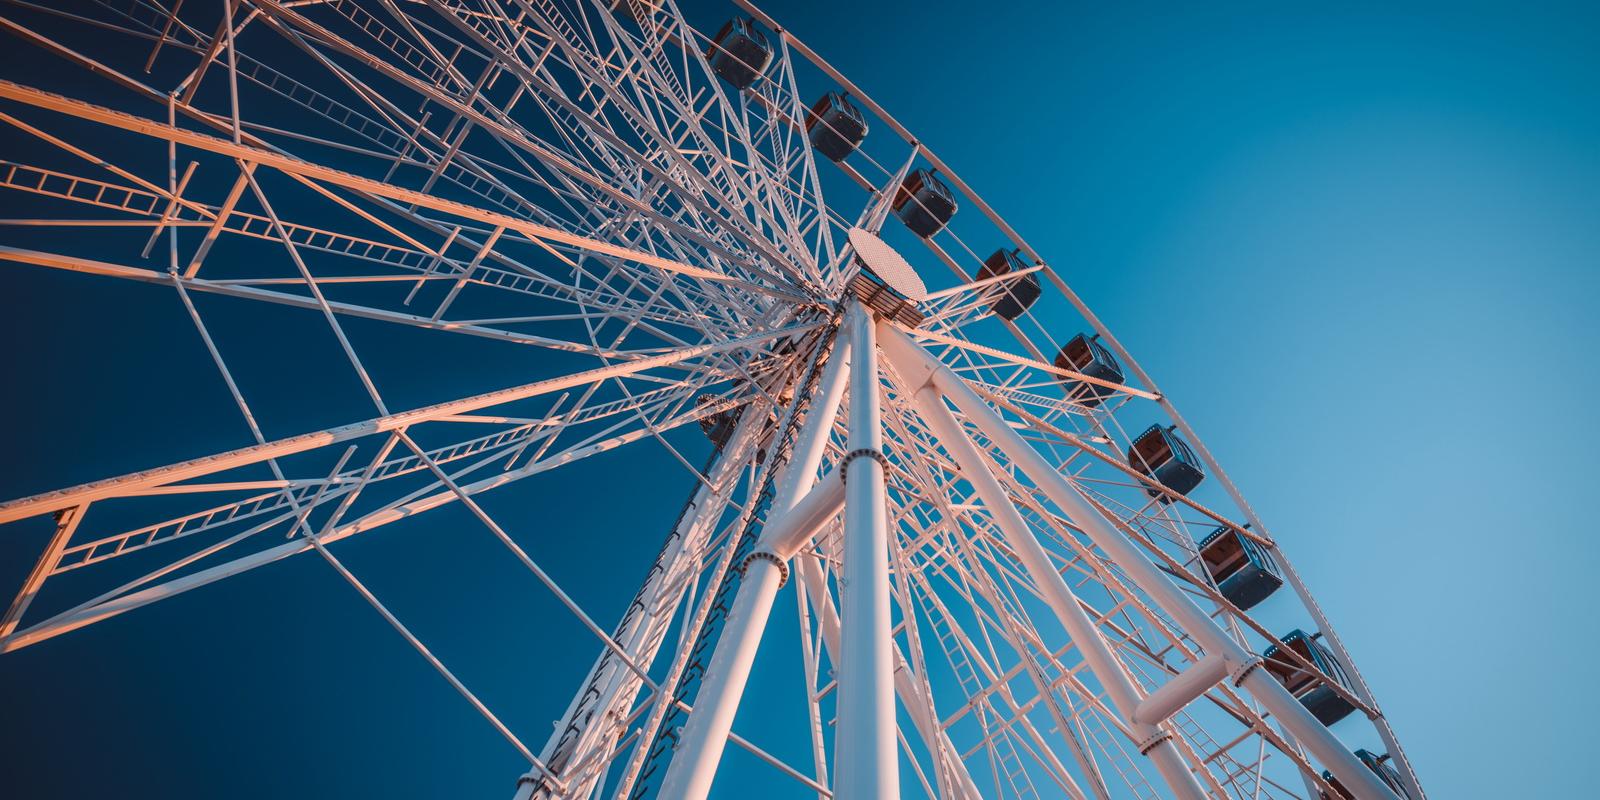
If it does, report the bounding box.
[650,556,782,800]
[877,323,1401,800]
[791,559,985,799]
[833,302,899,800]
[518,410,766,800]
[656,325,852,800]
[1133,654,1231,727]
[902,386,1207,800]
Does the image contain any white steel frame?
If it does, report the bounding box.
[0,2,1422,799]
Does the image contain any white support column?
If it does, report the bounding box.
[792,557,986,800]
[775,328,854,515]
[903,386,1207,800]
[654,550,786,799]
[876,323,1401,800]
[517,405,768,800]
[833,302,899,800]
[655,325,853,800]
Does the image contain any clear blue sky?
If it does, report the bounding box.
[1,1,1595,797]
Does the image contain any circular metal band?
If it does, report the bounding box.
[1230,656,1264,687]
[839,448,887,484]
[1136,730,1173,755]
[514,772,553,790]
[741,550,789,588]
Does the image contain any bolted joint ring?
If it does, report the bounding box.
[1136,730,1173,755]
[839,448,887,484]
[1230,656,1264,687]
[741,550,789,588]
[514,772,555,791]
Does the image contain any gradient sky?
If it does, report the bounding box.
[2,1,1596,798]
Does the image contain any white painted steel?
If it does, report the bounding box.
[0,3,1424,797]
[833,302,900,800]
[761,469,846,560]
[901,385,1207,800]
[1133,654,1231,726]
[878,322,1401,800]
[525,409,768,800]
[655,326,850,800]
[654,558,784,800]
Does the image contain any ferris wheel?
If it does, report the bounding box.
[0,2,1424,799]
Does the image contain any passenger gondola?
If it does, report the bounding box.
[1127,424,1205,500]
[975,248,1041,321]
[805,92,868,162]
[1262,629,1358,726]
[1321,750,1412,799]
[705,19,772,90]
[892,169,957,238]
[1197,524,1283,610]
[1054,333,1123,407]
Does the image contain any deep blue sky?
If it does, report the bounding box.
[2,1,1596,798]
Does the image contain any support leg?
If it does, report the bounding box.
[833,303,899,800]
[793,556,986,799]
[519,406,766,800]
[654,325,852,800]
[904,386,1207,800]
[877,323,1399,800]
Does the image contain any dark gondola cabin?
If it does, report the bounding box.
[893,169,957,238]
[1197,524,1282,610]
[1127,424,1205,500]
[805,92,868,162]
[1262,629,1358,726]
[1321,750,1412,799]
[975,248,1041,321]
[705,19,772,90]
[1054,333,1123,407]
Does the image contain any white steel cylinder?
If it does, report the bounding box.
[653,559,785,800]
[833,302,899,800]
[1132,653,1231,726]
[877,323,1399,800]
[906,386,1207,800]
[773,329,853,513]
[518,410,770,800]
[792,555,987,800]
[761,470,846,560]
[654,324,852,800]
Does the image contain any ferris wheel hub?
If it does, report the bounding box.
[845,227,926,326]
[847,227,926,301]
